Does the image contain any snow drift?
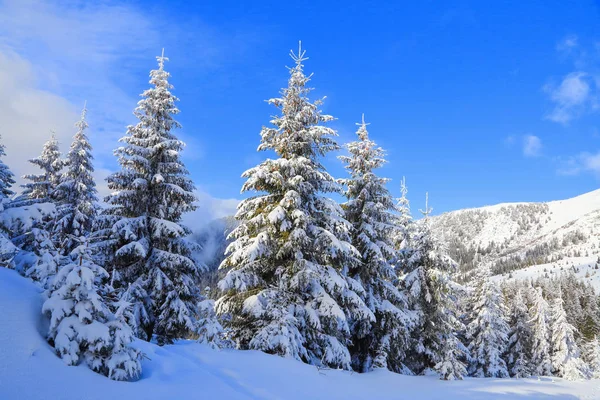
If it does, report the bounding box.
[0,267,597,400]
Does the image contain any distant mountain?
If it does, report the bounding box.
[192,216,239,296]
[193,190,600,292]
[429,189,600,285]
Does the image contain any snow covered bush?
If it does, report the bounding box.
[42,238,141,381]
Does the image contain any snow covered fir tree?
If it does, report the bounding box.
[0,43,599,390]
[54,103,98,255]
[400,194,467,380]
[101,50,202,345]
[338,115,413,373]
[216,44,372,369]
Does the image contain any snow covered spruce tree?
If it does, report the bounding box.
[338,115,412,373]
[102,51,200,345]
[0,135,16,264]
[17,133,63,206]
[584,336,600,379]
[550,293,588,380]
[401,195,467,379]
[505,287,532,378]
[529,287,553,377]
[54,104,98,255]
[0,136,15,201]
[9,135,63,287]
[392,177,414,265]
[216,44,371,370]
[43,237,141,380]
[467,269,509,378]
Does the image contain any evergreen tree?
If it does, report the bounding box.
[583,336,600,379]
[339,115,413,373]
[216,44,371,370]
[403,195,467,379]
[0,135,15,200]
[392,177,414,269]
[550,294,588,380]
[0,136,16,264]
[55,103,98,255]
[467,271,509,378]
[529,287,553,376]
[42,237,142,380]
[18,133,63,205]
[103,51,200,344]
[8,135,62,286]
[505,287,532,378]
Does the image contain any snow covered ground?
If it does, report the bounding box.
[1,267,598,400]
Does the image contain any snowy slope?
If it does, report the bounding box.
[430,189,600,282]
[0,268,598,400]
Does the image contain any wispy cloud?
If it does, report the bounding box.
[523,135,542,157]
[556,34,578,54]
[557,151,600,177]
[544,35,600,124]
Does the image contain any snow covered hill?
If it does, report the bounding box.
[0,267,598,400]
[430,189,600,283]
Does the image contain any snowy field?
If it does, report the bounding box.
[0,268,598,400]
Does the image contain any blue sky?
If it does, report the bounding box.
[1,0,600,225]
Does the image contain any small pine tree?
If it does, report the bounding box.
[392,177,414,269]
[583,336,600,379]
[339,115,413,373]
[467,272,509,378]
[216,44,371,370]
[506,288,532,378]
[18,134,63,206]
[7,136,63,287]
[529,287,553,377]
[103,51,200,344]
[0,135,15,200]
[55,104,98,255]
[403,195,467,379]
[42,237,141,380]
[550,295,588,380]
[0,136,16,264]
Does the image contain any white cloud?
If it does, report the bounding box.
[543,72,596,124]
[0,49,78,184]
[522,135,542,157]
[557,151,600,177]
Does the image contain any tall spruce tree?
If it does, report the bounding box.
[339,115,413,373]
[550,294,588,380]
[467,270,510,378]
[55,103,98,255]
[216,44,371,370]
[529,287,553,376]
[103,51,200,344]
[402,195,467,379]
